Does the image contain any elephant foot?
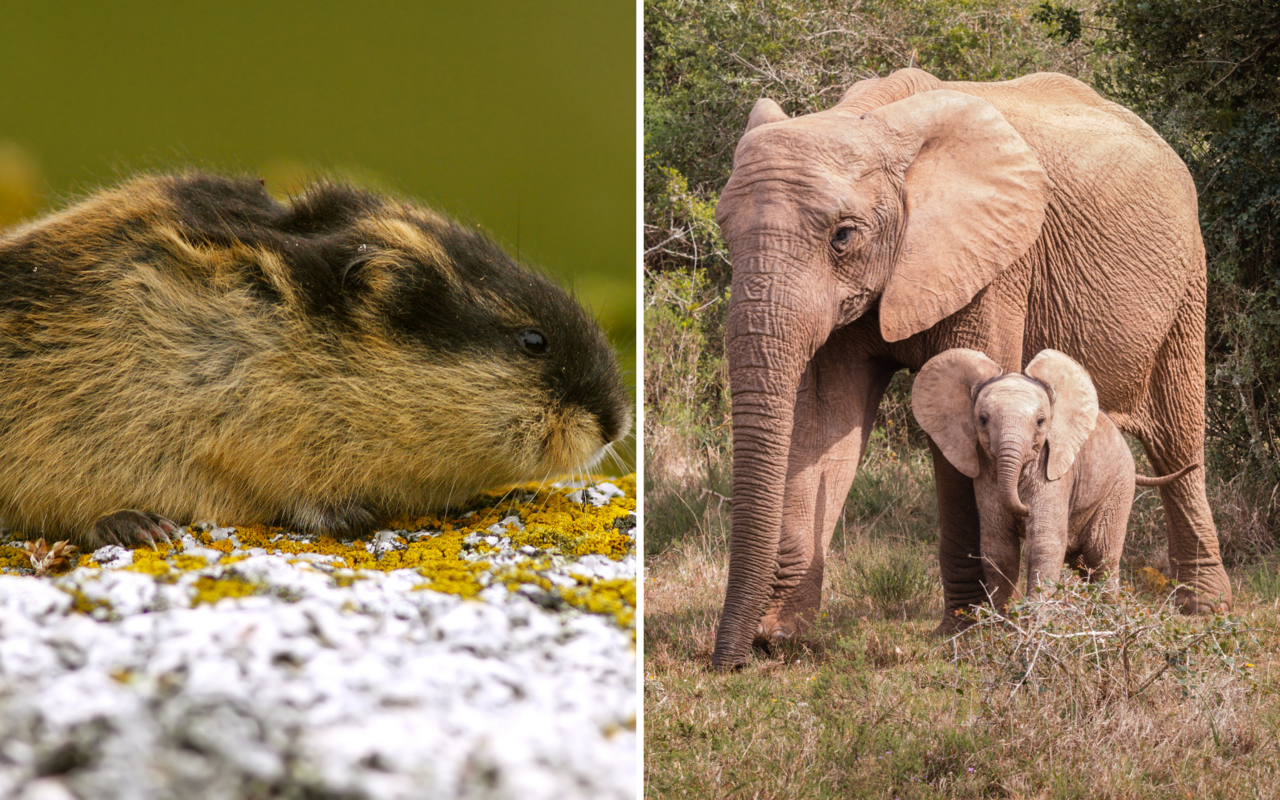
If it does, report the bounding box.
[754,615,797,647]
[934,607,977,637]
[711,618,794,670]
[1171,562,1232,615]
[1174,583,1230,615]
[754,607,813,647]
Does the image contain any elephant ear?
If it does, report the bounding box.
[868,90,1052,343]
[911,349,1003,478]
[836,68,942,112]
[1024,349,1099,481]
[744,98,789,134]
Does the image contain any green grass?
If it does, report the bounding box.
[1247,561,1280,604]
[850,544,938,619]
[643,459,732,558]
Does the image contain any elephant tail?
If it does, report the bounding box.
[1135,463,1200,486]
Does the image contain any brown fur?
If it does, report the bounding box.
[0,173,630,547]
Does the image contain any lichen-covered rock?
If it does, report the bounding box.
[0,478,637,800]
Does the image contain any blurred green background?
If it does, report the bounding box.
[0,0,636,472]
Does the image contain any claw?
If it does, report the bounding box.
[89,510,182,549]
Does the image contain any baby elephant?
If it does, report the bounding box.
[912,348,1196,609]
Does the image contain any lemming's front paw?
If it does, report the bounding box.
[88,510,181,549]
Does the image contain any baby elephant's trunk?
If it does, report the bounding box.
[1135,463,1200,487]
[996,448,1031,517]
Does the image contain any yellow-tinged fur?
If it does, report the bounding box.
[0,173,629,544]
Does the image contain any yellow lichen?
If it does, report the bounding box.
[414,578,483,599]
[497,566,556,594]
[558,578,637,631]
[0,476,637,631]
[126,547,176,577]
[62,586,112,616]
[192,576,260,605]
[602,714,638,737]
[0,544,34,571]
[169,554,211,573]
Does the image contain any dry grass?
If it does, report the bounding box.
[644,439,1280,799]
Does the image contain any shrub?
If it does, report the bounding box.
[951,575,1261,713]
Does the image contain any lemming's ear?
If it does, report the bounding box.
[911,348,1003,478]
[867,90,1052,343]
[744,98,789,134]
[1024,349,1098,481]
[338,242,402,301]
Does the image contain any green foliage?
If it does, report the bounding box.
[643,459,733,558]
[1031,2,1083,43]
[643,267,731,447]
[644,161,731,285]
[643,267,733,556]
[1246,561,1280,604]
[851,546,937,618]
[1099,0,1280,486]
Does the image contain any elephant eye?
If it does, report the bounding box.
[979,415,988,427]
[830,224,857,252]
[1037,417,1046,427]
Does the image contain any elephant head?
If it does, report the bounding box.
[912,349,1099,516]
[711,81,1052,666]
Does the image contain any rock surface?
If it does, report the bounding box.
[0,479,637,800]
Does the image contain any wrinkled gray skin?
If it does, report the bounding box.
[712,68,1229,670]
[912,349,1196,608]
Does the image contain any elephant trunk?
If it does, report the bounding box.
[996,445,1030,517]
[712,280,815,670]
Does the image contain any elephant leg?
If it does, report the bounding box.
[931,439,987,633]
[1077,488,1131,593]
[756,349,897,644]
[1145,448,1229,611]
[978,511,1023,611]
[1138,296,1232,612]
[1021,500,1070,600]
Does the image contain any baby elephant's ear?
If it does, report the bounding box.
[912,349,1002,478]
[1024,349,1098,480]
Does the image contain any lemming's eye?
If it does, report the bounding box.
[517,329,548,354]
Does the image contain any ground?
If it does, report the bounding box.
[644,520,1280,799]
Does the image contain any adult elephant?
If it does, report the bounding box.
[712,67,1228,669]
